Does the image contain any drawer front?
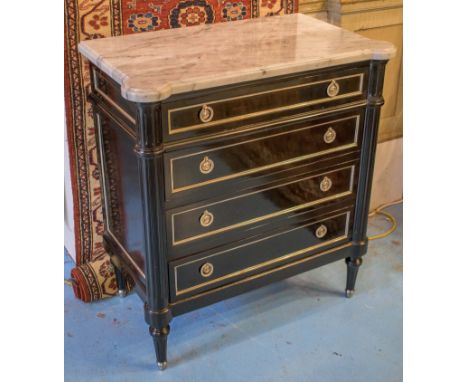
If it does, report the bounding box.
[169,165,356,247]
[167,113,361,196]
[162,66,368,141]
[170,210,352,300]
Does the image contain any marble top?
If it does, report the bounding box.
[78,13,395,103]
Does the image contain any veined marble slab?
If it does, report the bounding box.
[78,13,396,103]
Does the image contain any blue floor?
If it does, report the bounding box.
[65,204,402,382]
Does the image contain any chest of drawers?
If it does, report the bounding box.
[79,14,395,370]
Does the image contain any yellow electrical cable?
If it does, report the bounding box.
[367,198,403,241]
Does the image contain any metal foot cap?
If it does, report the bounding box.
[345,289,354,298]
[117,289,127,298]
[157,361,167,370]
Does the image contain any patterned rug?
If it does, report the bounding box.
[65,0,298,302]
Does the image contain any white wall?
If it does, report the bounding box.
[370,137,403,210]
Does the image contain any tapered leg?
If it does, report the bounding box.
[345,257,363,298]
[150,325,170,370]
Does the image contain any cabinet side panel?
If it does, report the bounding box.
[100,115,146,277]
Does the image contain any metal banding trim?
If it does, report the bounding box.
[167,73,364,135]
[173,211,351,296]
[171,165,355,246]
[169,115,361,193]
[164,100,367,152]
[170,242,354,306]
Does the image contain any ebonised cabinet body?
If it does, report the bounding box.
[88,57,388,369]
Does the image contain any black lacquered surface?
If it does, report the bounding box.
[169,208,353,301]
[161,64,369,141]
[99,116,145,281]
[165,110,364,199]
[170,165,355,246]
[89,60,389,359]
[168,74,363,132]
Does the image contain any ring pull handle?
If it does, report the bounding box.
[199,156,214,174]
[199,104,214,123]
[200,262,214,278]
[327,80,340,97]
[323,127,337,144]
[315,224,328,239]
[320,176,333,192]
[199,210,214,228]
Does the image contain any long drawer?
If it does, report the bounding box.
[164,110,363,200]
[168,165,356,248]
[169,209,353,300]
[162,65,368,141]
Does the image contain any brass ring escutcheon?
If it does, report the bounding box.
[320,176,333,192]
[200,262,214,278]
[323,127,337,144]
[199,104,214,123]
[199,210,214,227]
[327,80,340,97]
[199,156,214,174]
[315,224,328,239]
